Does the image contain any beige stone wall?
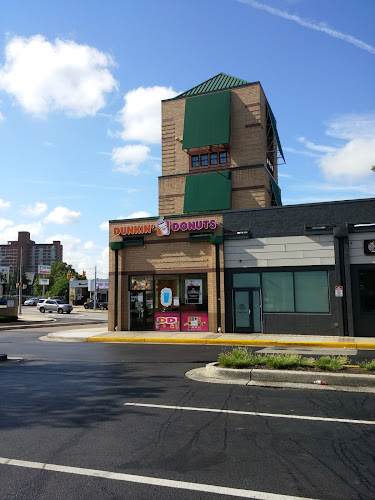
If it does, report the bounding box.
[162,98,189,176]
[108,214,225,332]
[158,175,185,216]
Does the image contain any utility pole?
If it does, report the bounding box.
[94,265,97,310]
[18,248,22,316]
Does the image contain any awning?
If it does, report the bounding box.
[182,91,231,150]
[184,171,231,213]
[270,176,282,206]
[266,101,285,163]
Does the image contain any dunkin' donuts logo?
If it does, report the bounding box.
[113,218,217,237]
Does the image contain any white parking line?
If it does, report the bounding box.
[0,456,318,500]
[124,403,375,426]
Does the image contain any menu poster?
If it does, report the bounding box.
[185,279,202,304]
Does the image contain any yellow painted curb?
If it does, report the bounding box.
[276,341,357,349]
[357,343,375,350]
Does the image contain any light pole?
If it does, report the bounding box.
[18,248,23,316]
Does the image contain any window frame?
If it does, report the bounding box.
[189,148,230,170]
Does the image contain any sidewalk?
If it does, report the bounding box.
[1,311,374,349]
[45,326,375,349]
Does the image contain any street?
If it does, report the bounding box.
[1,326,375,499]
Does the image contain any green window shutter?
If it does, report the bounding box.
[182,91,231,149]
[184,172,231,213]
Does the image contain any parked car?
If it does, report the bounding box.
[83,300,108,310]
[37,299,73,314]
[0,295,7,305]
[24,297,39,306]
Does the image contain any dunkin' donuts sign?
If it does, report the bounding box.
[113,216,217,237]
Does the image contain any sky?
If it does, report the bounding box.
[0,0,374,278]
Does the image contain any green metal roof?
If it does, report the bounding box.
[172,73,255,100]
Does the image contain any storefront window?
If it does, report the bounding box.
[180,274,208,312]
[130,276,153,291]
[233,273,260,288]
[360,270,375,313]
[154,275,180,313]
[295,271,329,313]
[263,272,294,312]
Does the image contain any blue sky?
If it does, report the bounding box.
[0,0,374,277]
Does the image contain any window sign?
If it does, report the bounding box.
[185,279,202,304]
[154,313,180,331]
[160,287,173,307]
[335,286,344,297]
[0,266,9,284]
[181,312,208,332]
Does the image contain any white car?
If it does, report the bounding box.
[37,299,73,314]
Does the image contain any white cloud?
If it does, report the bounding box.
[318,137,375,182]
[0,198,11,209]
[84,240,98,250]
[111,144,151,175]
[44,206,80,225]
[0,221,43,244]
[297,137,336,153]
[0,110,4,121]
[46,233,108,277]
[117,86,178,143]
[238,0,375,55]
[0,35,117,117]
[124,211,151,219]
[0,218,13,231]
[20,201,47,217]
[99,221,109,231]
[325,113,375,141]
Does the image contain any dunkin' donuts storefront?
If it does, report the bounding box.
[108,213,224,333]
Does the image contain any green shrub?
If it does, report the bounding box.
[315,355,349,371]
[218,347,265,368]
[359,360,375,371]
[0,315,18,323]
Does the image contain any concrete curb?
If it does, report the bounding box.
[86,336,375,350]
[185,362,375,393]
[0,320,107,331]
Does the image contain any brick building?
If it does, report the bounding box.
[0,231,63,274]
[108,73,284,333]
[108,73,375,336]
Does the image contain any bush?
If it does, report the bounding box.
[218,348,353,372]
[0,315,18,323]
[315,355,349,371]
[359,360,375,371]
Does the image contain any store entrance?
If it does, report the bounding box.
[233,288,262,333]
[130,290,154,331]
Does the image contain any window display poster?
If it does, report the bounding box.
[160,287,173,307]
[185,279,202,304]
[0,266,9,284]
[154,313,180,331]
[181,312,208,332]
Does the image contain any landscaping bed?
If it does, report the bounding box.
[218,347,375,375]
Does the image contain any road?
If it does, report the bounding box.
[0,326,375,499]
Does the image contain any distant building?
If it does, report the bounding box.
[0,231,63,274]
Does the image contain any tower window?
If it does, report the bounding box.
[190,149,230,169]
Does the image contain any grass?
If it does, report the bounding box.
[0,315,17,323]
[218,347,356,372]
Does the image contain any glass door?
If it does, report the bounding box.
[130,290,154,330]
[233,288,262,333]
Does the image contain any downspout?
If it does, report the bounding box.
[115,249,118,331]
[211,235,223,332]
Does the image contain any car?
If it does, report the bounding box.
[83,300,108,310]
[24,297,39,306]
[37,299,73,314]
[0,295,7,305]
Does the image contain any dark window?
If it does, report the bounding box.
[200,154,208,166]
[210,153,218,165]
[360,270,375,312]
[219,152,227,164]
[190,150,229,170]
[191,155,199,168]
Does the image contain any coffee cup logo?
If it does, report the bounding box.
[157,216,170,236]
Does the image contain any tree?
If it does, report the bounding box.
[33,262,83,300]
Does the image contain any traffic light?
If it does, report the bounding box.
[67,269,72,279]
[82,270,86,278]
